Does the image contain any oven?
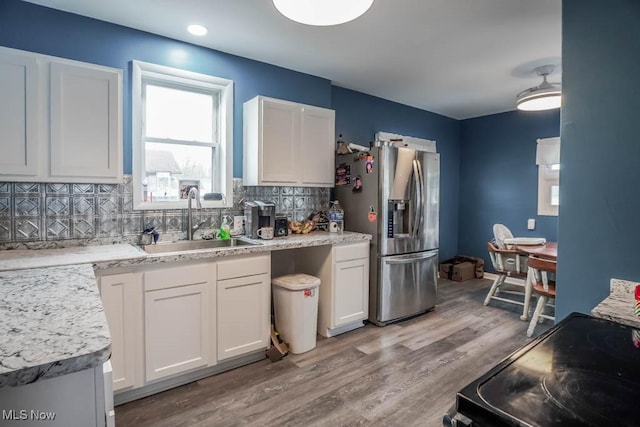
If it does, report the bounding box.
[444,313,640,426]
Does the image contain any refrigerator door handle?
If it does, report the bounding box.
[385,251,438,264]
[411,159,424,238]
[416,157,425,221]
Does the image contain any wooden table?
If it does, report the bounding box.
[515,242,557,320]
[516,242,557,260]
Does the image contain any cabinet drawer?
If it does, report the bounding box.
[217,254,270,280]
[334,242,369,262]
[144,264,212,292]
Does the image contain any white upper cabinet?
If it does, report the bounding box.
[243,95,335,187]
[49,62,121,181]
[300,105,335,186]
[0,46,122,183]
[0,49,40,178]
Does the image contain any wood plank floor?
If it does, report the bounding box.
[115,278,550,426]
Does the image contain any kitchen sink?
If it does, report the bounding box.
[142,238,261,254]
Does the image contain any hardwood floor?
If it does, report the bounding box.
[115,278,549,426]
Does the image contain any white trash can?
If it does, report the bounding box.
[272,273,321,354]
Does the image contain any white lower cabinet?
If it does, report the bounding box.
[143,263,215,382]
[284,241,370,338]
[217,254,270,361]
[98,272,142,392]
[318,241,369,337]
[333,257,369,327]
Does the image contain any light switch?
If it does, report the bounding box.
[527,219,536,230]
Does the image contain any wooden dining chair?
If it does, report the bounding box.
[485,241,530,318]
[526,256,556,337]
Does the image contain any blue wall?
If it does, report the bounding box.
[331,87,461,260]
[0,0,332,177]
[0,0,566,269]
[458,110,560,270]
[556,0,640,319]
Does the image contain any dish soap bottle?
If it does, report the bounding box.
[329,201,344,233]
[219,218,231,240]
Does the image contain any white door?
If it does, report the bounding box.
[144,264,212,382]
[49,61,121,181]
[260,98,299,184]
[301,106,335,186]
[217,273,270,360]
[99,273,140,391]
[0,48,40,178]
[333,258,369,327]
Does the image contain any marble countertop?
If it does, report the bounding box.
[591,278,640,329]
[0,231,370,387]
[0,264,111,387]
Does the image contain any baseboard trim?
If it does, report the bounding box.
[114,351,266,406]
[484,272,526,287]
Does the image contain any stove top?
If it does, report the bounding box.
[455,313,640,426]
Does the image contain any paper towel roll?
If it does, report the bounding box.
[390,147,415,200]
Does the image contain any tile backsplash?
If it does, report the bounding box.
[0,176,330,247]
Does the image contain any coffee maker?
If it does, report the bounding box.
[244,201,275,239]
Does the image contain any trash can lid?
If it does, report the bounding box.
[272,273,321,290]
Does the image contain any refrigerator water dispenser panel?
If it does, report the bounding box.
[387,200,410,238]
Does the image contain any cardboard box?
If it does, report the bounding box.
[460,255,485,278]
[439,259,476,282]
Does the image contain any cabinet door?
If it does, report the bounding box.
[145,282,210,382]
[333,258,369,327]
[0,48,40,178]
[260,98,299,184]
[99,273,141,392]
[300,106,335,186]
[49,61,122,182]
[217,273,270,360]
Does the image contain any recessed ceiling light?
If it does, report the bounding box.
[273,0,374,26]
[187,24,208,36]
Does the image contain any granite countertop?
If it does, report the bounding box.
[96,231,371,269]
[0,264,111,387]
[591,278,640,329]
[0,243,146,272]
[0,231,370,387]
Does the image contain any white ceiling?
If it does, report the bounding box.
[24,0,561,120]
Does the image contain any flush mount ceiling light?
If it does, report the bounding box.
[517,65,562,111]
[273,0,374,26]
[187,24,208,36]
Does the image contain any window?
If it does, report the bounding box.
[132,61,233,209]
[536,137,560,216]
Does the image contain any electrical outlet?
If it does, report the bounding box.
[527,219,536,230]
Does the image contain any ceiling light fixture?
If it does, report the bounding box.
[187,24,208,36]
[516,65,562,111]
[273,0,374,26]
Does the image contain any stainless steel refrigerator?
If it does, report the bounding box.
[335,142,439,325]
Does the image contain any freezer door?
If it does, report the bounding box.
[375,250,438,324]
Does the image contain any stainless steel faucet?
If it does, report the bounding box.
[187,187,202,240]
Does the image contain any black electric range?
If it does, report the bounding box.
[445,313,640,426]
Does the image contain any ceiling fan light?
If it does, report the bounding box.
[516,65,562,111]
[273,0,374,26]
[517,93,562,111]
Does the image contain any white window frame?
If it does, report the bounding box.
[131,60,233,210]
[536,137,560,216]
[538,164,559,216]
